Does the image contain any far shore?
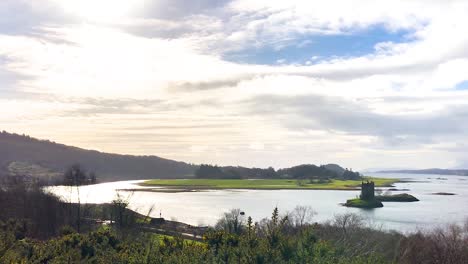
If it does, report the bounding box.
[137,178,399,192]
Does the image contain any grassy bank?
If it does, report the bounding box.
[344,198,384,208]
[140,178,397,191]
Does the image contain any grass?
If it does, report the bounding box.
[344,198,384,208]
[140,177,397,191]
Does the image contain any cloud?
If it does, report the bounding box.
[244,94,468,141]
[169,79,243,92]
[2,0,468,169]
[0,0,74,35]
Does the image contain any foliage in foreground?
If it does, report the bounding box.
[0,219,385,264]
[2,207,467,263]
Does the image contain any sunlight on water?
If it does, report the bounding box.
[46,173,468,233]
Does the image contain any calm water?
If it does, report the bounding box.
[46,173,468,233]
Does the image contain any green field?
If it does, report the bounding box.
[141,177,397,190]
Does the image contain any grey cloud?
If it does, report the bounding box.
[169,79,243,92]
[62,98,166,116]
[0,70,19,92]
[0,0,73,36]
[119,15,223,39]
[243,94,468,144]
[119,0,230,39]
[44,96,221,117]
[0,57,36,93]
[432,143,468,153]
[139,0,230,20]
[298,61,436,81]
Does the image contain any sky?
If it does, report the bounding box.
[1,0,468,170]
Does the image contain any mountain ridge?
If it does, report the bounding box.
[0,131,197,181]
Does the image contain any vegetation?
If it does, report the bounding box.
[376,193,419,202]
[7,161,61,180]
[1,206,467,263]
[0,175,72,239]
[63,164,97,186]
[195,163,362,180]
[344,198,384,208]
[141,178,397,190]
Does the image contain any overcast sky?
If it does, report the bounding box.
[2,0,468,170]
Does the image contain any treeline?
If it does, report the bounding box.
[195,164,361,180]
[0,171,136,239]
[0,175,72,238]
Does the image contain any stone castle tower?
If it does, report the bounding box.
[360,181,375,200]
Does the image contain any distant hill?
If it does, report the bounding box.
[377,168,468,176]
[0,131,197,182]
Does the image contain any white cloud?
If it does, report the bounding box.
[2,0,468,169]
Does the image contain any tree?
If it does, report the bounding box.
[333,213,364,238]
[111,192,135,229]
[63,164,98,232]
[215,209,245,235]
[63,164,88,232]
[289,205,316,229]
[63,164,88,186]
[89,172,97,184]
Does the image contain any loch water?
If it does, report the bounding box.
[46,173,468,233]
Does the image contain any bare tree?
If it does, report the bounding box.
[289,205,317,228]
[215,208,246,235]
[333,213,364,237]
[63,164,88,232]
[398,223,468,264]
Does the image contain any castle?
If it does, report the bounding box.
[360,180,375,201]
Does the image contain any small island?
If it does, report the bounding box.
[344,182,420,208]
[344,198,384,208]
[376,193,419,202]
[344,181,383,208]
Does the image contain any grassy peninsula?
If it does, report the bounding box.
[140,178,397,191]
